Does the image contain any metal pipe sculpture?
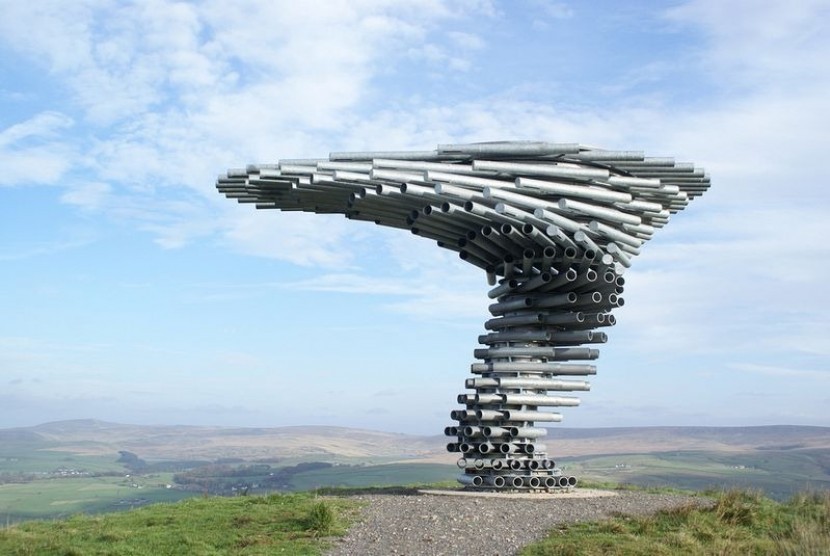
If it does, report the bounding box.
[216,141,710,491]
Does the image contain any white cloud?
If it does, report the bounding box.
[529,0,574,20]
[0,112,75,186]
[665,0,830,88]
[60,181,112,209]
[730,362,830,381]
[221,207,358,267]
[0,0,500,252]
[276,228,491,321]
[447,30,486,50]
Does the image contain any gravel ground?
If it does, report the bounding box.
[325,489,713,556]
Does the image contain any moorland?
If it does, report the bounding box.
[1,419,828,523]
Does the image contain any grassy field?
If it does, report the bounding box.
[559,449,830,501]
[0,492,359,555]
[0,460,455,523]
[0,474,192,523]
[520,489,830,555]
[0,448,123,475]
[288,463,457,491]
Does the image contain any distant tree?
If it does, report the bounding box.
[116,451,147,471]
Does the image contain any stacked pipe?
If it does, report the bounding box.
[216,141,710,491]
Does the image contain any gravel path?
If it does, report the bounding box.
[325,489,712,556]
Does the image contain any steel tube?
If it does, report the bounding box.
[457,474,484,487]
[516,176,630,202]
[474,346,598,360]
[496,378,591,391]
[502,410,563,422]
[510,427,548,439]
[471,362,597,375]
[485,475,506,487]
[438,141,581,156]
[502,394,581,407]
[477,330,552,344]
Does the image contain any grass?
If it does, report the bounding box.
[0,444,125,475]
[520,489,830,555]
[0,459,457,523]
[0,492,360,555]
[0,475,191,523]
[559,450,830,501]
[287,463,457,491]
[2,483,829,555]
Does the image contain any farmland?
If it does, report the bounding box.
[1,420,828,522]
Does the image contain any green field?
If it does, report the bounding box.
[0,492,359,555]
[0,454,455,523]
[288,463,457,491]
[3,447,829,523]
[2,422,828,522]
[560,449,830,500]
[0,474,192,523]
[521,489,830,555]
[0,448,123,475]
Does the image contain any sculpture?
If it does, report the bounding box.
[217,141,710,490]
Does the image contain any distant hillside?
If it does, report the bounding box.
[1,420,828,516]
[6,420,830,463]
[545,425,830,457]
[17,419,443,462]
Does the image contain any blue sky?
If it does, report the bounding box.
[1,0,829,434]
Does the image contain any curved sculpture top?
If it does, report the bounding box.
[217,141,710,491]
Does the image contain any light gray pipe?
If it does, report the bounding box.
[510,427,548,438]
[496,378,591,391]
[488,296,535,315]
[541,312,585,326]
[458,474,484,487]
[470,362,597,375]
[483,313,544,330]
[559,198,642,226]
[478,442,496,454]
[487,278,519,299]
[481,224,522,253]
[515,176,628,200]
[474,346,599,360]
[373,159,478,176]
[486,475,506,487]
[502,410,563,422]
[475,409,504,421]
[477,329,552,344]
[532,291,578,309]
[491,459,507,471]
[550,330,596,344]
[438,141,581,156]
[482,426,512,438]
[516,272,553,292]
[502,394,581,407]
[463,426,484,437]
[509,476,525,488]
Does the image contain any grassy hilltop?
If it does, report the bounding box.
[1,487,828,555]
[0,492,357,555]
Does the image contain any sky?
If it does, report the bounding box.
[1,0,829,435]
